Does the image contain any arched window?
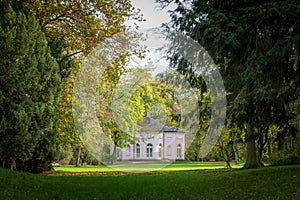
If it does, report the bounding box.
[158,143,162,157]
[146,143,153,158]
[167,145,172,156]
[136,143,140,158]
[177,144,182,159]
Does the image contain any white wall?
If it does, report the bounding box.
[120,132,185,161]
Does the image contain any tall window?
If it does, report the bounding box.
[126,144,131,156]
[146,143,153,158]
[167,145,172,156]
[177,144,182,159]
[136,143,140,158]
[158,143,162,157]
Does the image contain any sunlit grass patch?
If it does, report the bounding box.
[53,165,116,173]
[160,161,242,171]
[52,161,243,174]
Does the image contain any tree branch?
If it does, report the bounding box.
[66,50,84,58]
[42,12,68,28]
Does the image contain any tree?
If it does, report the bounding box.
[0,3,61,172]
[71,30,145,165]
[156,69,211,160]
[127,68,181,128]
[104,68,181,164]
[46,0,139,151]
[34,0,145,162]
[18,0,140,57]
[157,0,300,168]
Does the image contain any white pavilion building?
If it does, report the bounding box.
[118,117,185,161]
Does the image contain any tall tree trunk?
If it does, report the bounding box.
[76,146,81,167]
[222,148,232,169]
[258,132,264,165]
[257,128,268,166]
[218,141,232,169]
[111,145,117,165]
[10,158,16,171]
[267,139,272,159]
[243,123,263,169]
[232,141,239,165]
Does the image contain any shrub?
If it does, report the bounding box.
[269,138,300,165]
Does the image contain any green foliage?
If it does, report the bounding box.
[16,0,138,57]
[159,0,300,168]
[269,137,300,165]
[110,68,181,138]
[129,78,180,128]
[0,3,61,172]
[48,37,76,79]
[156,70,211,160]
[67,145,101,166]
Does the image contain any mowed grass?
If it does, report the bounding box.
[53,164,116,173]
[53,161,242,173]
[0,163,299,200]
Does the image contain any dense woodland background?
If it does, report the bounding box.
[0,0,299,172]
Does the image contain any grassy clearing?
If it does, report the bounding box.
[1,163,299,199]
[160,161,242,171]
[53,161,242,173]
[53,165,116,173]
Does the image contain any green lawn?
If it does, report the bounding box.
[53,161,242,173]
[53,164,116,173]
[1,163,299,199]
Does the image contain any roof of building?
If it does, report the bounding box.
[140,117,181,133]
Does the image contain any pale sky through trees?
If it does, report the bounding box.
[128,0,176,75]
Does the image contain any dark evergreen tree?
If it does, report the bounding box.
[0,3,61,172]
[157,0,300,168]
